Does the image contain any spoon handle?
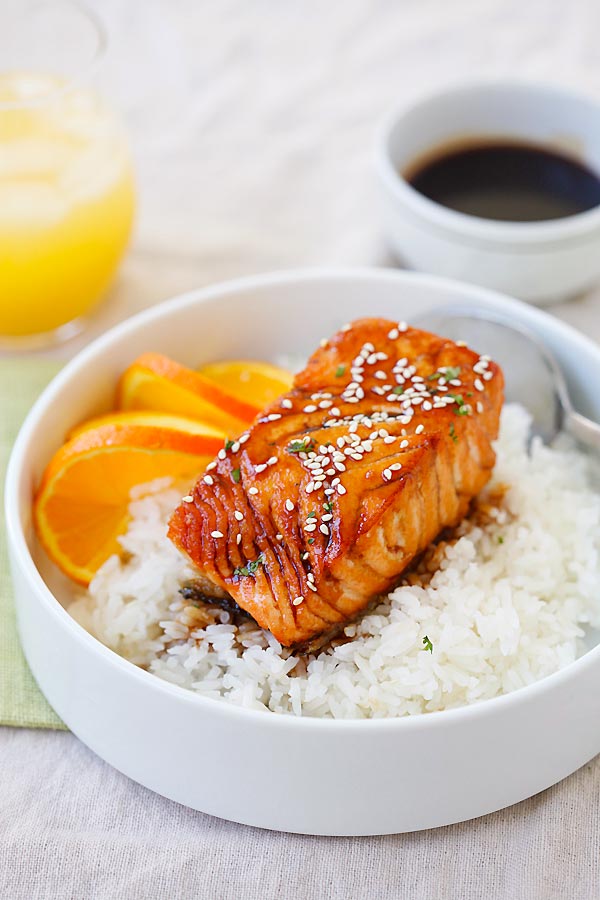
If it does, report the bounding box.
[565,410,600,452]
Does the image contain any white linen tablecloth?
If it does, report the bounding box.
[2,0,600,896]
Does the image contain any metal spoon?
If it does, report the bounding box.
[414,305,600,451]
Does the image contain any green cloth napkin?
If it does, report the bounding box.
[1,358,66,729]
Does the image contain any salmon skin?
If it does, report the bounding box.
[168,318,504,649]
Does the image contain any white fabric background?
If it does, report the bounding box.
[2,1,600,896]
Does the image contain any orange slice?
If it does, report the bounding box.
[34,416,224,586]
[199,360,294,409]
[68,410,226,441]
[117,353,259,433]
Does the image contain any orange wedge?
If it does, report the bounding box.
[199,359,294,409]
[34,415,224,586]
[117,353,259,433]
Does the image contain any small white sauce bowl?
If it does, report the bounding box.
[376,81,600,306]
[5,269,600,835]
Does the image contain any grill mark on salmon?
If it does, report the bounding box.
[168,318,504,648]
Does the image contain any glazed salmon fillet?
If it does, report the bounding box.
[168,317,504,648]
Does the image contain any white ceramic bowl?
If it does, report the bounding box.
[6,269,600,836]
[376,81,600,306]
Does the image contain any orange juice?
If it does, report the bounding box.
[0,73,135,339]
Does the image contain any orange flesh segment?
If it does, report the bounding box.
[68,411,227,441]
[198,360,294,409]
[117,353,260,433]
[34,422,223,586]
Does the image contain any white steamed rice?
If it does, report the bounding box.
[68,404,600,719]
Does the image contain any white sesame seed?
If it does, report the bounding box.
[320,338,328,347]
[276,533,283,540]
[234,510,243,521]
[267,413,282,421]
[302,552,310,560]
[390,462,402,471]
[293,596,304,606]
[320,524,329,535]
[303,405,317,413]
[204,474,214,485]
[307,582,318,592]
[336,484,347,495]
[206,461,217,471]
[422,401,432,411]
[239,433,250,444]
[255,464,267,473]
[306,483,314,494]
[322,513,333,522]
[387,328,399,340]
[449,379,462,387]
[307,572,315,582]
[267,456,277,466]
[415,424,424,434]
[456,340,467,347]
[341,322,351,331]
[483,371,493,381]
[325,467,336,476]
[285,499,295,511]
[383,435,396,444]
[248,487,259,495]
[236,533,242,545]
[281,398,293,409]
[182,495,193,503]
[324,488,335,496]
[319,400,332,409]
[218,449,226,460]
[400,439,409,448]
[477,401,484,414]
[304,523,317,532]
[382,468,392,481]
[211,530,223,538]
[398,321,408,332]
[330,407,341,417]
[474,378,484,392]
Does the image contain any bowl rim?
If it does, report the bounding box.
[6,265,600,733]
[375,78,600,248]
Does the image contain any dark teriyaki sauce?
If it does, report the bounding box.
[404,140,600,222]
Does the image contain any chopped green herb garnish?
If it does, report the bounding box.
[498,536,504,544]
[307,537,315,544]
[335,365,346,377]
[323,502,333,512]
[457,406,471,416]
[447,393,464,406]
[427,371,442,381]
[224,438,235,451]
[231,467,241,483]
[422,635,433,654]
[449,423,458,443]
[392,385,404,395]
[234,554,264,578]
[287,437,316,454]
[444,366,461,380]
[308,509,316,518]
[466,392,474,398]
